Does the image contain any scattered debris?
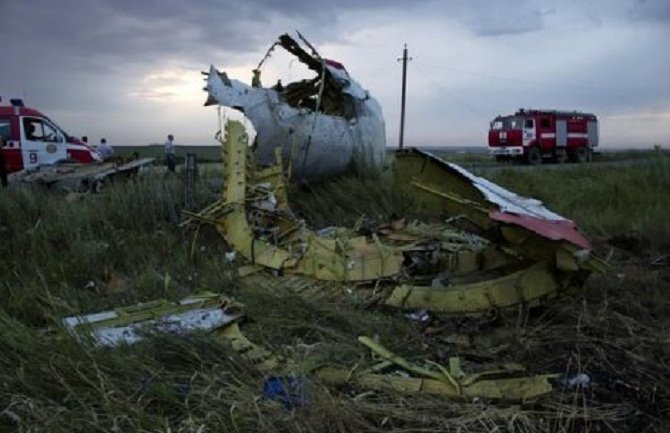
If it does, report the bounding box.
[204,33,386,180]
[61,292,279,371]
[404,309,431,323]
[57,111,609,407]
[61,294,556,402]
[262,376,309,409]
[8,158,154,191]
[191,119,605,316]
[563,372,591,389]
[315,336,557,401]
[62,292,243,347]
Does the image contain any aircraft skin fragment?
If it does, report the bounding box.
[61,293,279,370]
[61,293,243,347]
[385,261,564,314]
[316,336,557,401]
[8,158,154,190]
[204,119,604,312]
[393,148,592,249]
[316,368,556,401]
[59,292,554,400]
[204,33,386,180]
[216,119,403,281]
[200,118,603,313]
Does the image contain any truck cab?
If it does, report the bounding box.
[488,115,529,158]
[0,98,102,174]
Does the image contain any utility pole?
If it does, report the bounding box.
[397,44,411,150]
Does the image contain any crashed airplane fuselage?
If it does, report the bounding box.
[205,33,386,180]
[188,118,605,317]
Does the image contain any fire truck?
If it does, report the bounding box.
[0,98,102,174]
[488,109,598,164]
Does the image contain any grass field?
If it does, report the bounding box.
[113,145,223,163]
[113,144,666,166]
[1,153,668,432]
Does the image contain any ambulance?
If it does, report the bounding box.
[0,98,102,174]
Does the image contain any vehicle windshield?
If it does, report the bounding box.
[491,117,523,130]
[44,117,75,142]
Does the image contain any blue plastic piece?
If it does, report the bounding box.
[262,376,308,409]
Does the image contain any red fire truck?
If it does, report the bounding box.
[488,109,598,164]
[0,98,102,174]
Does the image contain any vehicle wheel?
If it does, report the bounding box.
[575,146,590,163]
[525,147,542,165]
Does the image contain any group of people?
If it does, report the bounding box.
[0,133,178,188]
[81,134,177,173]
[82,136,114,161]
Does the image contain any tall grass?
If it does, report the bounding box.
[0,159,668,432]
[482,155,670,250]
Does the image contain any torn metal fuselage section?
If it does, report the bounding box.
[388,148,607,313]
[8,157,155,191]
[203,33,385,180]
[62,292,279,370]
[197,119,604,316]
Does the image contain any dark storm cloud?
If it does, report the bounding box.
[444,0,548,36]
[2,0,269,66]
[2,0,665,70]
[0,0,410,110]
[1,0,668,146]
[0,0,410,67]
[630,0,670,23]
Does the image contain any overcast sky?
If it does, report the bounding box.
[1,0,668,148]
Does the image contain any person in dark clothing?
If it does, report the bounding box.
[0,136,8,187]
[164,134,176,172]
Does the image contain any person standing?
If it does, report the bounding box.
[98,138,114,161]
[0,135,8,187]
[164,134,176,172]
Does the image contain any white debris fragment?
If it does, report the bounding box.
[565,373,591,389]
[225,251,237,262]
[62,295,243,347]
[444,160,566,221]
[404,309,431,323]
[205,33,387,180]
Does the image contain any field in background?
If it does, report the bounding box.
[0,154,668,432]
[114,145,223,163]
[113,144,667,166]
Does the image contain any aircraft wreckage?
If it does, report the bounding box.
[59,34,606,402]
[201,34,604,310]
[204,33,386,180]
[186,117,605,315]
[59,103,607,405]
[63,117,605,402]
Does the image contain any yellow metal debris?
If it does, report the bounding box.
[385,261,563,314]
[315,336,557,401]
[191,119,603,316]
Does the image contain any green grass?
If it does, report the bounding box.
[482,155,670,250]
[0,158,668,432]
[113,145,222,163]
